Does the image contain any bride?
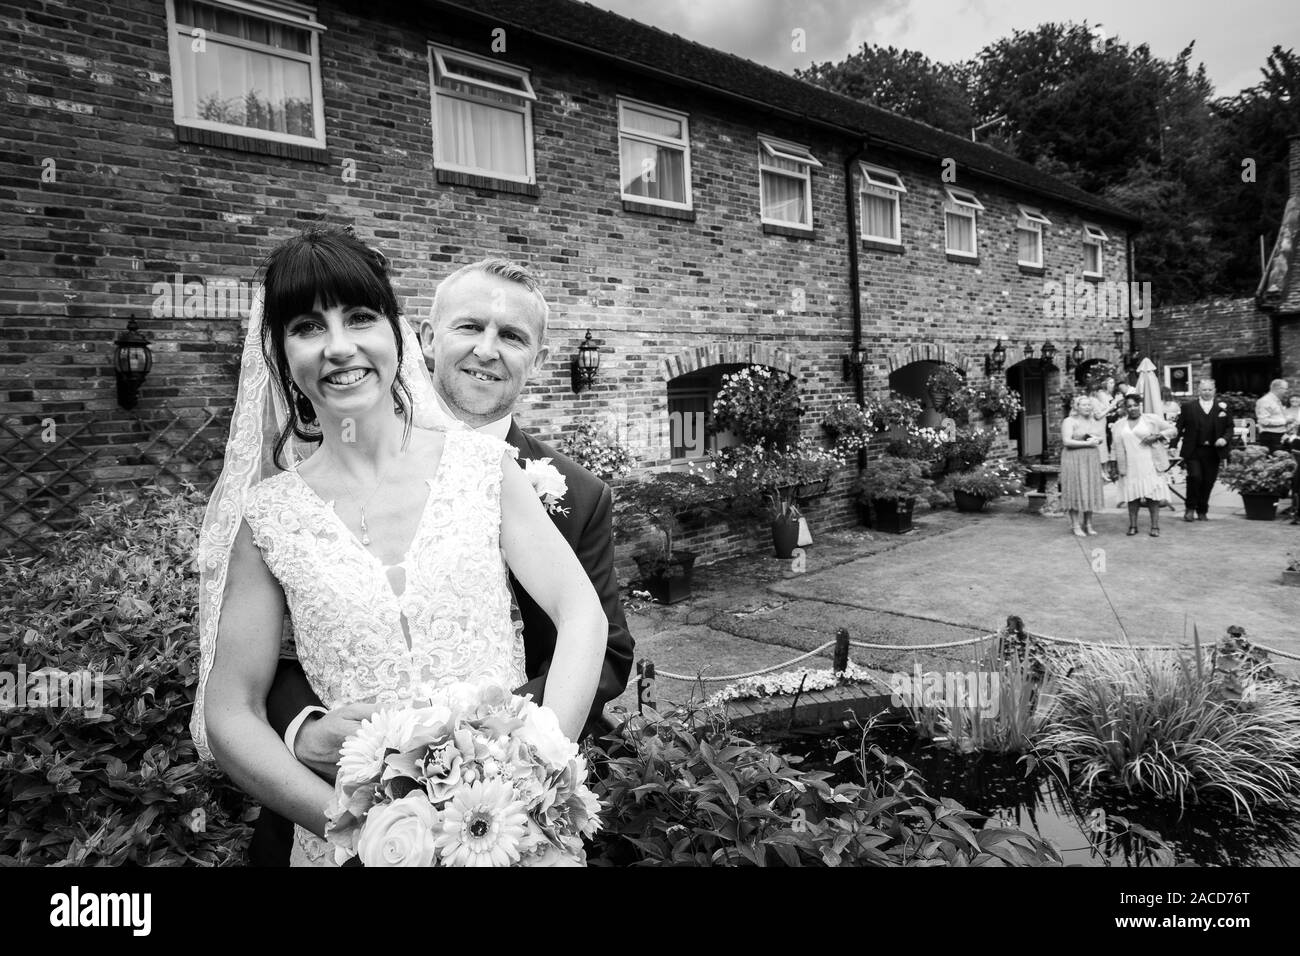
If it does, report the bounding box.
[190,228,606,865]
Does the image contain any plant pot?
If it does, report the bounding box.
[1282,569,1300,587]
[771,516,801,558]
[1024,491,1047,515]
[870,497,915,534]
[796,478,830,500]
[1241,494,1279,521]
[953,489,989,513]
[634,550,697,604]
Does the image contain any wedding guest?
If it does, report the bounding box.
[1255,379,1289,452]
[1111,394,1177,537]
[1175,379,1233,521]
[1090,376,1120,478]
[1060,395,1106,537]
[1284,393,1300,432]
[1281,426,1300,525]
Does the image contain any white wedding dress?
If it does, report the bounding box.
[240,427,527,866]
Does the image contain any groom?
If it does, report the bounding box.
[247,258,634,866]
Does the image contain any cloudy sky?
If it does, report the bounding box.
[587,0,1297,97]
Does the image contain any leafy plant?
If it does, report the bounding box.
[884,424,948,461]
[866,393,925,432]
[1216,391,1259,419]
[1037,644,1300,813]
[613,471,722,574]
[943,459,1027,499]
[0,486,255,865]
[925,366,967,416]
[709,440,844,521]
[555,419,635,481]
[941,425,995,470]
[853,454,937,504]
[821,400,875,454]
[585,706,1063,866]
[709,365,802,451]
[1218,445,1297,496]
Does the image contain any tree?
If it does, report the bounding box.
[796,44,976,136]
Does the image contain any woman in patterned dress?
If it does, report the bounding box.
[1059,395,1106,537]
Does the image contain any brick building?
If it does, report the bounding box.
[1,0,1140,564]
[1141,134,1300,399]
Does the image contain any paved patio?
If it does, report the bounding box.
[612,478,1300,713]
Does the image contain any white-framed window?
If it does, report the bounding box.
[618,98,692,209]
[944,187,984,257]
[1083,223,1109,277]
[859,163,906,243]
[759,136,821,228]
[430,44,537,183]
[1016,206,1052,267]
[165,0,327,147]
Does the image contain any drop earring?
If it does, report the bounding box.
[294,386,317,425]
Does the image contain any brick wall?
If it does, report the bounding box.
[1140,298,1273,384]
[2,0,1133,570]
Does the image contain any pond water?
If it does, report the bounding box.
[772,722,1300,867]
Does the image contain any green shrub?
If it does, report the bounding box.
[1037,643,1300,813]
[0,486,254,865]
[585,706,1062,866]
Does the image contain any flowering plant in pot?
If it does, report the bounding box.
[943,460,1026,512]
[709,364,802,451]
[954,382,1024,422]
[940,425,995,472]
[555,418,634,481]
[852,455,937,533]
[613,471,721,603]
[1217,446,1297,520]
[821,400,875,454]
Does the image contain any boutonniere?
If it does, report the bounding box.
[1217,411,1227,418]
[523,457,570,516]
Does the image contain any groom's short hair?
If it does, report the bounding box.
[430,258,549,345]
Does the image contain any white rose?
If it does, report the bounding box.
[355,797,439,867]
[514,703,579,769]
[524,458,568,502]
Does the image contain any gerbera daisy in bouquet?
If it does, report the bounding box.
[324,683,602,867]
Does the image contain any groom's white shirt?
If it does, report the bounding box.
[280,388,512,753]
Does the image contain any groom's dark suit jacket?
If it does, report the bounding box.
[1175,399,1233,460]
[247,421,634,866]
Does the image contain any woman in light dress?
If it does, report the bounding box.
[192,228,606,866]
[1110,393,1178,537]
[1059,395,1106,537]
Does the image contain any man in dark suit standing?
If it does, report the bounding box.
[247,258,634,865]
[1175,378,1233,521]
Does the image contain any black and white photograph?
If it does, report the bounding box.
[2,0,1298,929]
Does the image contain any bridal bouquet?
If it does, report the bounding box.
[324,683,601,867]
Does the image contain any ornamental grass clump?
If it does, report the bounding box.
[1037,644,1300,814]
[0,486,255,865]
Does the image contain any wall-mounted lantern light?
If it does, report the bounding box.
[570,330,600,393]
[1022,340,1035,361]
[1067,340,1085,372]
[842,344,868,381]
[984,337,1006,376]
[114,317,153,409]
[1040,340,1058,368]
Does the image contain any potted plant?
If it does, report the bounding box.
[613,471,721,604]
[1284,552,1300,588]
[709,364,802,451]
[941,425,995,473]
[1218,446,1297,520]
[943,459,1027,513]
[852,454,936,534]
[711,440,843,558]
[555,418,634,481]
[821,399,874,456]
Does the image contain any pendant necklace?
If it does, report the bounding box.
[339,452,400,547]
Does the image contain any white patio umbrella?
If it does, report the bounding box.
[1135,357,1163,416]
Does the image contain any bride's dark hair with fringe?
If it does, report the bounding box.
[259,226,413,469]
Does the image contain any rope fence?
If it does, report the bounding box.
[645,621,1300,686]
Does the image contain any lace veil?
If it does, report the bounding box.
[190,289,441,760]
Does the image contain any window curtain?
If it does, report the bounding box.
[1017,227,1040,263]
[438,93,527,178]
[1084,243,1101,273]
[621,139,685,203]
[762,171,806,224]
[863,191,896,240]
[946,211,975,252]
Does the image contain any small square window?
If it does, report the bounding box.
[759,136,819,228]
[430,44,536,184]
[618,98,691,209]
[166,0,327,148]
